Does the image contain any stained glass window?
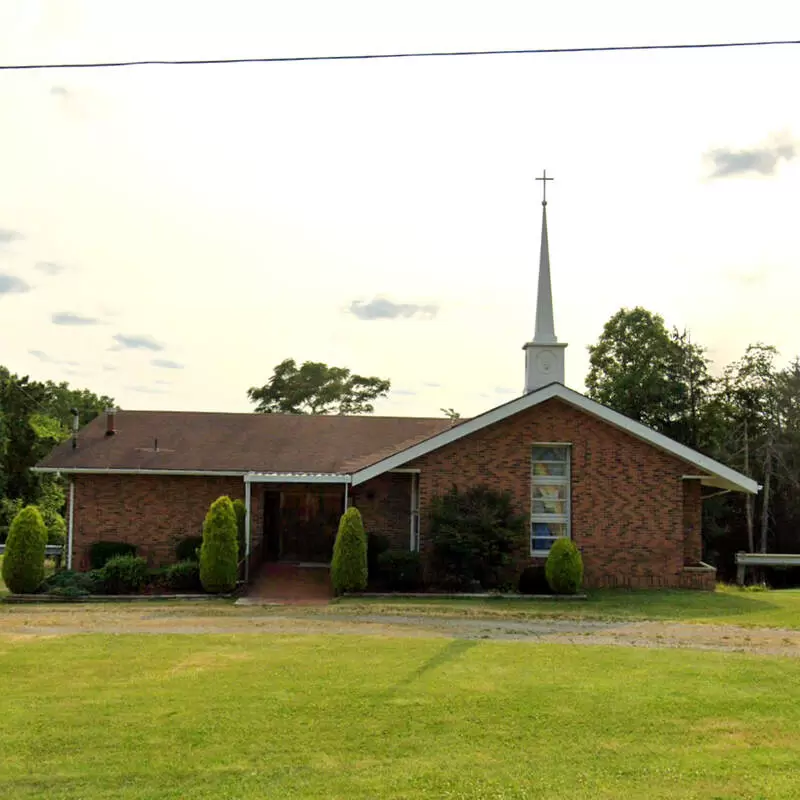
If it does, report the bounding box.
[531,445,571,554]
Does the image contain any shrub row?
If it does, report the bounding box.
[40,558,201,597]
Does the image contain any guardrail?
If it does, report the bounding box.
[0,543,64,559]
[735,551,800,585]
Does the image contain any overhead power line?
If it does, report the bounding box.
[0,38,798,71]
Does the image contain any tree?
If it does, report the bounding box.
[0,370,52,502]
[2,505,47,593]
[0,367,114,505]
[667,328,715,450]
[199,496,239,593]
[717,344,780,553]
[331,507,368,594]
[440,408,461,420]
[586,308,716,449]
[586,307,684,432]
[247,358,390,415]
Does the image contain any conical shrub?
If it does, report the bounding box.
[331,507,368,595]
[2,506,48,594]
[545,538,584,595]
[199,496,239,593]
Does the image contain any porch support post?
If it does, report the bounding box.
[244,479,252,582]
[343,481,349,511]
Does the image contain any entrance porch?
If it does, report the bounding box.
[243,474,352,579]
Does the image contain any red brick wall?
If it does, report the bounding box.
[404,398,710,589]
[71,475,251,569]
[351,473,412,550]
[682,479,703,565]
[67,398,712,589]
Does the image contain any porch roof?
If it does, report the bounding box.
[245,472,351,484]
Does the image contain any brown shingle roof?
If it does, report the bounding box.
[36,411,455,474]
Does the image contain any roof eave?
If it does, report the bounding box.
[351,383,757,493]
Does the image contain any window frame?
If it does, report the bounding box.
[530,443,572,556]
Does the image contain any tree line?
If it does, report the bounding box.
[586,307,800,578]
[0,367,112,540]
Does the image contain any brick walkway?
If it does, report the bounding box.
[240,562,333,605]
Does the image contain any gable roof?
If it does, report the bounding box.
[34,410,454,475]
[349,383,758,494]
[34,385,757,495]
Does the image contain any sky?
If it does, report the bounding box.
[0,0,798,419]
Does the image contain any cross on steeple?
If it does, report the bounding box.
[535,169,554,205]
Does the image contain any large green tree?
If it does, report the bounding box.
[585,307,714,445]
[0,366,114,520]
[248,358,391,414]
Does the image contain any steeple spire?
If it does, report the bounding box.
[522,170,567,393]
[533,201,556,344]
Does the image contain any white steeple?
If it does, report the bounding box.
[523,170,567,393]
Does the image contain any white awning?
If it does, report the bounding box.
[244,472,351,484]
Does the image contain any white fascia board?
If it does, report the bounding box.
[32,467,247,478]
[245,472,351,484]
[351,384,565,485]
[351,382,758,494]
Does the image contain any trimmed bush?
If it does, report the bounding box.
[429,485,527,590]
[232,499,247,556]
[102,555,148,594]
[199,496,239,593]
[40,569,105,596]
[545,538,584,595]
[165,560,202,592]
[518,565,551,595]
[2,506,48,593]
[175,536,203,563]
[89,541,137,569]
[377,550,422,592]
[331,507,368,595]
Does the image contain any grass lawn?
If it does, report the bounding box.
[331,584,800,629]
[2,633,800,799]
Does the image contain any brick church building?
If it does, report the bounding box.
[36,187,755,589]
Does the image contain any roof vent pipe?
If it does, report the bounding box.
[105,407,117,437]
[70,407,79,449]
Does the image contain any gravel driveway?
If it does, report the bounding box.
[2,603,799,656]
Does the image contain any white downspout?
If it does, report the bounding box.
[244,479,252,583]
[67,478,75,570]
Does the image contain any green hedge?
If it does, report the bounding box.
[89,541,137,569]
[377,550,421,591]
[40,569,105,597]
[102,555,148,594]
[2,506,48,593]
[199,496,239,593]
[429,485,526,590]
[165,560,202,592]
[545,539,584,595]
[331,507,368,595]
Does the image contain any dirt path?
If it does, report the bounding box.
[1,605,799,657]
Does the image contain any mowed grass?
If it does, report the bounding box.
[332,585,800,629]
[2,634,800,799]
